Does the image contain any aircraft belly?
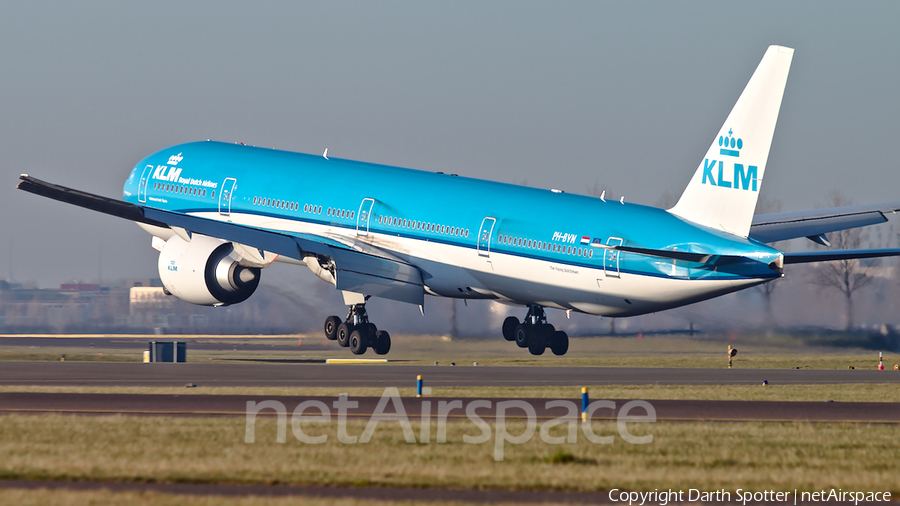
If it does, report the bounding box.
[191,213,764,315]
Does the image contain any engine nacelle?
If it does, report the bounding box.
[158,235,261,306]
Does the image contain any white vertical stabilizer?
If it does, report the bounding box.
[669,45,793,237]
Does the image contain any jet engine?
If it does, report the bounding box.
[157,234,261,306]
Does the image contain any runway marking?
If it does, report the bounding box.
[1,408,897,424]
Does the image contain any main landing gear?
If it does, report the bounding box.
[323,301,391,356]
[502,305,568,356]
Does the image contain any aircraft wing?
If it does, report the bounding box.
[16,175,425,305]
[749,201,900,244]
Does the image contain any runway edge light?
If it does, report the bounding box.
[417,375,423,397]
[581,387,589,423]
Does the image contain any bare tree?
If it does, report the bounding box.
[809,190,873,330]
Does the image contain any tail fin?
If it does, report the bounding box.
[669,45,793,237]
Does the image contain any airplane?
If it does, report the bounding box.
[18,45,900,357]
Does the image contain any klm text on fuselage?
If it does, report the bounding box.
[701,159,758,191]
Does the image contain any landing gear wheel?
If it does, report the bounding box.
[337,323,352,348]
[324,316,342,341]
[549,330,569,356]
[514,324,530,348]
[502,317,519,341]
[373,330,391,355]
[349,330,368,355]
[528,330,546,356]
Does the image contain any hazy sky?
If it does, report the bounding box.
[2,1,899,287]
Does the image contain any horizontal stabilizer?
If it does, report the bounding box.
[783,248,900,264]
[750,201,900,243]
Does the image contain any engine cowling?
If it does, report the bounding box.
[158,235,261,306]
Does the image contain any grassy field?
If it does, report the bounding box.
[1,383,899,403]
[1,335,897,503]
[0,334,896,370]
[0,415,897,494]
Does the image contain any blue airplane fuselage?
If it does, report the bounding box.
[122,141,781,317]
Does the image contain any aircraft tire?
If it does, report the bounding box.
[337,323,352,348]
[550,330,568,356]
[528,331,546,356]
[514,324,530,348]
[373,330,391,355]
[349,330,368,355]
[502,317,519,341]
[324,316,342,341]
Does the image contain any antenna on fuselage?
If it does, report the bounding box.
[620,196,625,205]
[322,148,329,160]
[599,190,606,203]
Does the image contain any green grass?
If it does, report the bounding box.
[1,333,896,369]
[1,383,899,403]
[0,414,897,493]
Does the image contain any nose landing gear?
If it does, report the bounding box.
[323,301,391,355]
[501,305,568,356]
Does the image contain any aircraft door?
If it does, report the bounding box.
[219,178,237,216]
[604,237,623,277]
[477,217,496,257]
[357,198,375,236]
[138,165,153,203]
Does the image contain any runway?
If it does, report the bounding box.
[2,392,898,423]
[0,336,326,352]
[0,479,611,504]
[0,361,897,387]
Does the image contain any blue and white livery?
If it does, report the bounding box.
[19,46,900,356]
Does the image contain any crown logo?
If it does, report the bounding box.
[167,152,184,165]
[718,129,742,157]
